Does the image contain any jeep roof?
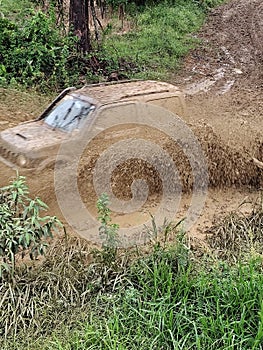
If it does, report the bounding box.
[72,80,181,106]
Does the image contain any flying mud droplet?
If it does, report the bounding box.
[54,103,208,247]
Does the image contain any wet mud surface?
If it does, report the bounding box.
[0,0,262,241]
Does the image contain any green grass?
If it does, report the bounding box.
[2,230,263,350]
[1,196,262,349]
[43,257,263,350]
[0,0,36,21]
[102,1,206,79]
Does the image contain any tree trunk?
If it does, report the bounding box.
[69,0,91,54]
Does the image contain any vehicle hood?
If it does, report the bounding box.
[0,121,68,153]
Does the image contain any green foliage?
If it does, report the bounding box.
[0,194,124,344]
[0,11,77,90]
[1,203,263,348]
[0,0,225,89]
[96,193,120,264]
[0,0,35,21]
[48,257,263,350]
[102,0,205,78]
[198,0,226,12]
[0,175,60,279]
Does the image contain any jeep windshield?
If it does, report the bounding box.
[44,97,95,132]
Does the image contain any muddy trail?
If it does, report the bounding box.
[0,0,262,241]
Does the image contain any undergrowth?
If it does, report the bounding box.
[1,193,263,349]
[103,1,206,79]
[0,175,60,280]
[207,194,263,262]
[50,259,263,350]
[0,0,226,90]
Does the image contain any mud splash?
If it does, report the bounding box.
[0,0,263,241]
[78,124,262,204]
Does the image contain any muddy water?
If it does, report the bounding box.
[0,89,262,244]
[110,188,259,240]
[1,110,263,237]
[0,136,259,244]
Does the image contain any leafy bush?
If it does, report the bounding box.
[0,175,60,279]
[0,12,76,90]
[0,193,127,343]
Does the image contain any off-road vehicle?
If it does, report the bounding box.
[0,80,185,170]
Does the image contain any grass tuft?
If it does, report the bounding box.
[207,195,263,262]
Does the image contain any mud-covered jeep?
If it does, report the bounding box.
[0,80,185,170]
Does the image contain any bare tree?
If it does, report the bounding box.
[69,0,91,53]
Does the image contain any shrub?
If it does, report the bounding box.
[0,12,75,90]
[0,175,60,280]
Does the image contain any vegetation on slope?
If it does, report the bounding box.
[0,0,225,91]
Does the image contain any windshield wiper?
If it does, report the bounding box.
[62,106,88,130]
[55,101,75,129]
